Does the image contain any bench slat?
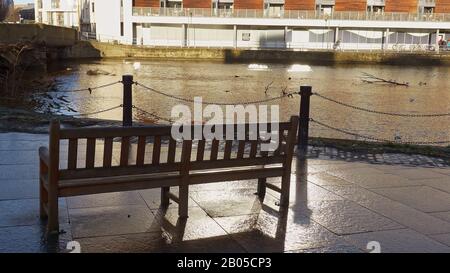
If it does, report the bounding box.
[266,182,282,193]
[60,126,172,139]
[237,140,245,159]
[210,139,219,161]
[59,156,284,180]
[190,156,284,170]
[274,130,285,156]
[58,175,182,197]
[59,123,291,140]
[120,136,130,166]
[136,136,146,166]
[152,136,161,165]
[189,167,284,185]
[86,138,96,168]
[60,163,181,180]
[250,140,258,158]
[103,137,113,167]
[224,140,233,160]
[196,140,205,161]
[67,139,78,170]
[168,138,176,163]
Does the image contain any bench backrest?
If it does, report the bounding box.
[48,116,299,181]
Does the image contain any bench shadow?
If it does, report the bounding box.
[153,194,291,252]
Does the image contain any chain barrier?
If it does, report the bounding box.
[64,104,123,117]
[34,81,122,95]
[134,82,298,105]
[28,75,449,146]
[313,92,450,118]
[310,118,450,145]
[133,105,174,123]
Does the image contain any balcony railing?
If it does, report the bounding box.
[419,0,435,7]
[367,0,385,6]
[132,7,450,22]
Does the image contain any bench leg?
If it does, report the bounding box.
[257,178,266,200]
[178,185,189,219]
[39,177,48,220]
[279,174,291,208]
[161,187,170,208]
[47,191,59,234]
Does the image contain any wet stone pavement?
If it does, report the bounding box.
[1,132,450,253]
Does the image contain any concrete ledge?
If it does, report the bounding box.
[85,41,450,65]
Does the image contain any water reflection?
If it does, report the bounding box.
[248,64,270,71]
[287,64,313,73]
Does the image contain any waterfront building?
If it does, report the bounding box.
[35,0,79,28]
[36,0,450,51]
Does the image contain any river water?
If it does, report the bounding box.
[47,59,450,145]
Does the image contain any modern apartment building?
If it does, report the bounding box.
[34,0,80,27]
[36,0,450,51]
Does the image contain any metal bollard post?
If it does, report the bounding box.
[122,75,133,127]
[298,86,312,156]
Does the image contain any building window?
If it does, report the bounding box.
[317,5,334,15]
[266,4,284,18]
[120,22,124,36]
[367,6,385,13]
[423,7,434,14]
[51,0,60,9]
[56,13,64,25]
[92,3,95,13]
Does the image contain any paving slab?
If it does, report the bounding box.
[0,150,39,165]
[0,223,72,253]
[267,181,344,207]
[0,133,48,141]
[69,205,160,238]
[374,186,450,213]
[76,231,245,253]
[343,229,450,253]
[329,170,420,189]
[291,200,404,235]
[0,164,39,180]
[388,168,449,180]
[76,231,169,253]
[0,140,48,151]
[325,185,450,235]
[429,168,450,176]
[0,179,39,200]
[139,188,198,210]
[67,191,146,209]
[310,163,377,173]
[306,172,352,186]
[286,242,363,253]
[429,233,450,247]
[413,177,450,194]
[0,198,69,228]
[152,207,228,242]
[429,211,450,223]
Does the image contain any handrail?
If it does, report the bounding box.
[131,7,450,22]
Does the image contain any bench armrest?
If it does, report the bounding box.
[39,146,50,167]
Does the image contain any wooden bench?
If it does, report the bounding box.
[39,116,299,233]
